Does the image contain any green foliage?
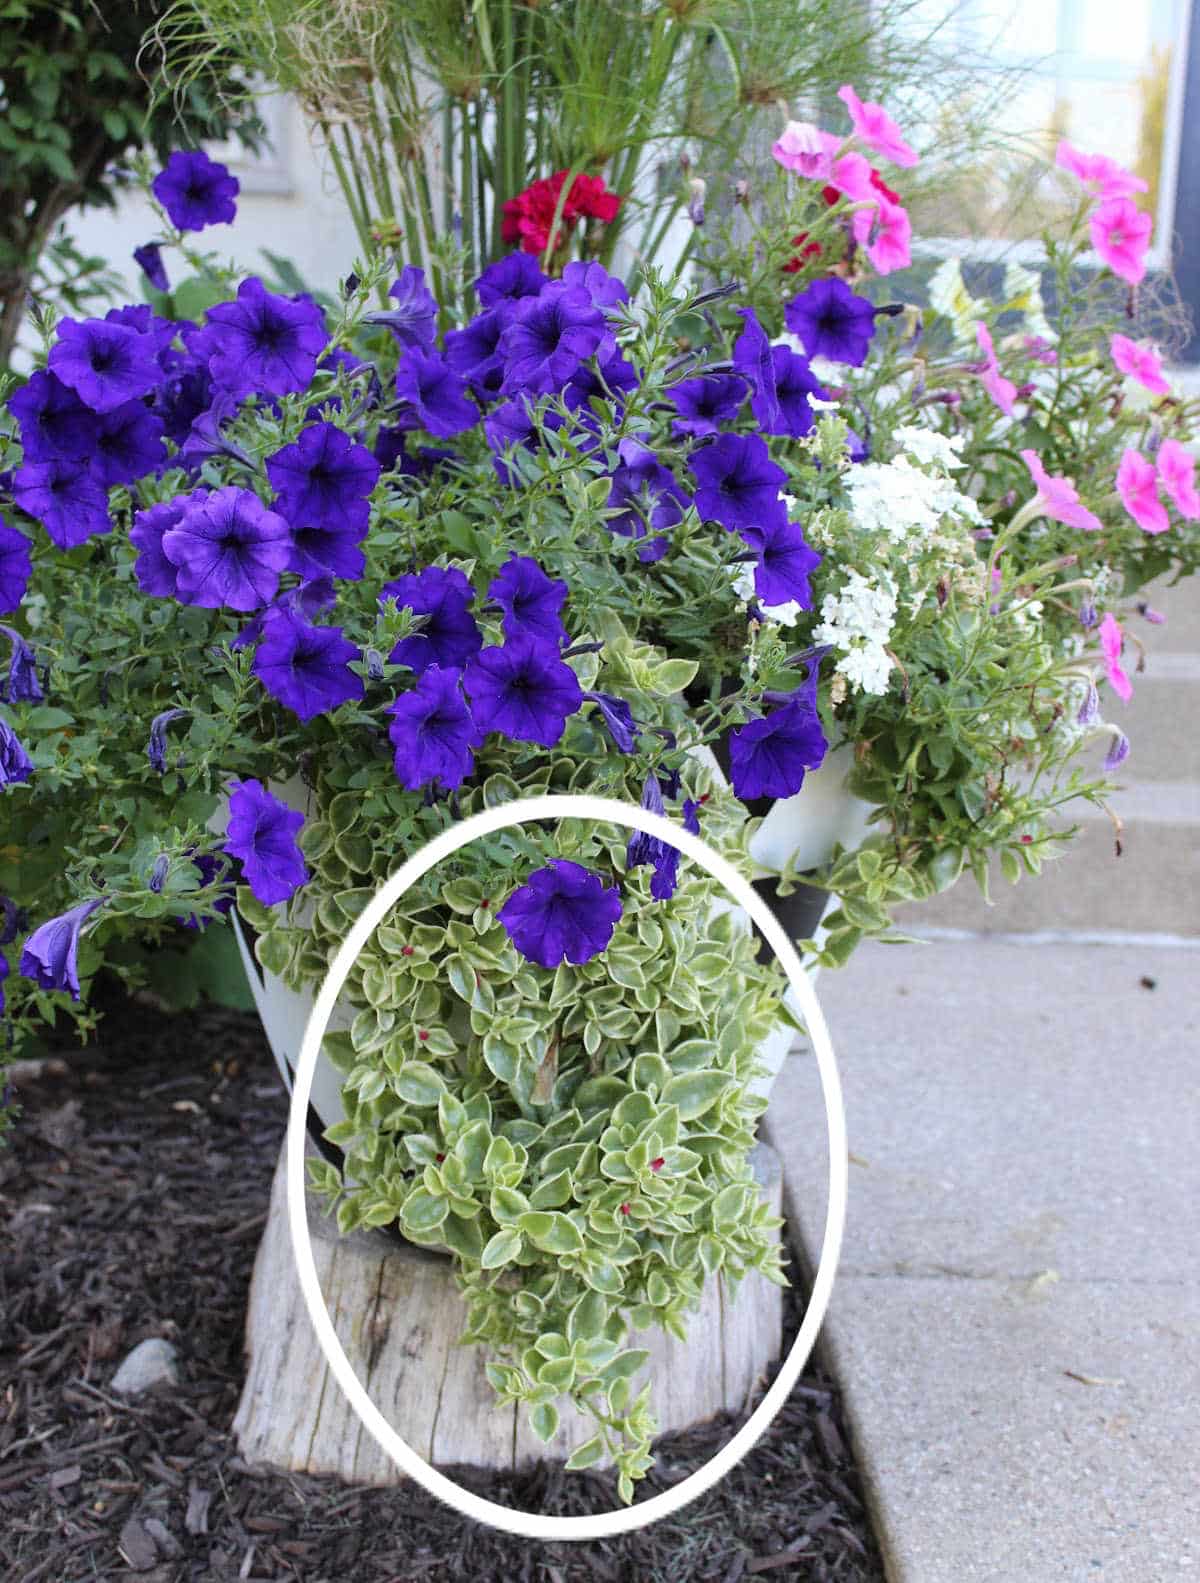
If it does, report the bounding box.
[0,0,261,366]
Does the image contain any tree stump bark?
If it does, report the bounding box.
[233,1139,785,1483]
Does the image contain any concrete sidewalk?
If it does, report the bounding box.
[763,936,1200,1583]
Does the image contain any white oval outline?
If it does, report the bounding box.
[286,792,847,1541]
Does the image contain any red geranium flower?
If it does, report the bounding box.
[782,232,822,273]
[821,167,900,208]
[501,170,623,255]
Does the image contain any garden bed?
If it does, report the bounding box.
[0,997,883,1583]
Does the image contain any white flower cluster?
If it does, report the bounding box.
[892,424,966,472]
[812,569,898,696]
[731,563,804,627]
[845,455,984,542]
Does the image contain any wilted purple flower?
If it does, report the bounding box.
[475,253,547,308]
[395,351,479,437]
[741,517,822,608]
[607,438,690,557]
[489,554,569,646]
[465,634,583,747]
[0,951,7,1015]
[584,691,639,752]
[90,401,167,487]
[12,460,110,549]
[444,310,506,399]
[0,523,33,613]
[626,775,685,900]
[1076,681,1101,727]
[729,672,828,800]
[1103,728,1131,772]
[0,895,24,946]
[690,433,788,534]
[687,177,706,227]
[161,486,293,611]
[498,859,622,968]
[7,370,99,462]
[148,854,171,894]
[484,398,539,485]
[682,797,701,834]
[251,611,365,722]
[561,260,629,311]
[19,896,106,1000]
[366,266,438,350]
[668,375,747,439]
[266,422,380,539]
[0,717,34,785]
[768,345,827,439]
[147,707,188,773]
[224,779,309,907]
[2,628,43,704]
[499,283,607,396]
[732,308,781,433]
[133,242,170,293]
[47,318,160,414]
[382,565,482,675]
[387,666,481,791]
[129,494,205,599]
[197,278,327,400]
[1135,600,1166,625]
[152,150,239,231]
[784,277,877,366]
[176,852,238,931]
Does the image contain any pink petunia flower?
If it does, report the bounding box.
[825,152,912,275]
[1098,613,1133,702]
[1090,198,1153,285]
[1055,140,1148,201]
[1110,334,1170,395]
[1157,438,1200,520]
[771,121,839,180]
[837,84,919,168]
[1116,447,1170,534]
[975,323,1017,416]
[1020,449,1104,532]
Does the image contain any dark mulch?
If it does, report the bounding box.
[0,1000,884,1583]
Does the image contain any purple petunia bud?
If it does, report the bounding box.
[149,854,171,894]
[1136,601,1166,625]
[1103,728,1131,772]
[1076,682,1101,727]
[148,708,188,775]
[688,178,707,227]
[1078,599,1099,630]
[2,626,43,704]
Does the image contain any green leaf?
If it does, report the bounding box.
[401,1190,449,1233]
[565,1435,606,1471]
[517,1211,584,1255]
[254,930,292,978]
[529,1401,559,1444]
[660,1070,732,1121]
[395,1063,445,1107]
[481,1227,523,1269]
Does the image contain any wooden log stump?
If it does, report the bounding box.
[233,1140,785,1483]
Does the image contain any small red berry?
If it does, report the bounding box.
[418,1029,429,1041]
[650,1157,665,1173]
[435,1152,445,1163]
[1020,835,1033,845]
[479,898,490,909]
[401,945,414,957]
[698,793,711,805]
[619,1203,631,1216]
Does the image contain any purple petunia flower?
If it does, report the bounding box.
[12,460,110,549]
[784,277,877,366]
[475,253,547,308]
[499,283,608,397]
[147,707,188,774]
[152,150,239,232]
[607,438,690,560]
[129,493,206,599]
[668,374,747,439]
[231,577,336,652]
[197,278,327,400]
[367,266,438,351]
[7,371,99,462]
[176,852,237,931]
[0,523,33,612]
[90,401,167,487]
[382,565,482,675]
[443,310,506,400]
[690,433,788,535]
[266,421,380,537]
[465,634,583,747]
[394,351,479,437]
[48,318,161,414]
[224,779,309,907]
[741,517,822,608]
[0,716,34,785]
[584,691,639,752]
[561,259,629,311]
[2,627,42,705]
[498,859,622,968]
[732,308,782,433]
[387,665,481,791]
[19,896,106,1000]
[134,242,170,293]
[625,775,684,900]
[488,554,569,646]
[768,345,827,439]
[562,347,638,415]
[729,673,828,801]
[251,610,364,722]
[161,486,293,611]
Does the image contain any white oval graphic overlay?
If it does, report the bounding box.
[286,792,847,1541]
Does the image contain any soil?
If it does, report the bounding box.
[0,998,885,1583]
